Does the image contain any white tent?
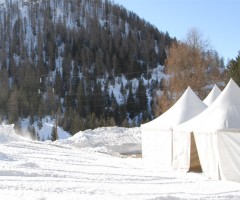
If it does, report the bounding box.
[173,79,240,182]
[203,85,221,106]
[141,87,207,171]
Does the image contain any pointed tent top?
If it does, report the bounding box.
[179,86,202,106]
[141,86,207,129]
[203,85,221,106]
[175,79,240,132]
[214,78,240,107]
[228,78,239,89]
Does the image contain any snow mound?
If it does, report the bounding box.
[21,117,71,141]
[0,124,25,143]
[57,127,142,155]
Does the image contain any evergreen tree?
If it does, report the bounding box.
[106,117,116,127]
[36,131,40,141]
[55,69,64,97]
[227,51,240,86]
[136,79,148,115]
[28,125,36,140]
[126,84,136,119]
[119,104,127,125]
[51,125,58,141]
[62,53,71,93]
[8,89,19,124]
[92,82,104,117]
[77,79,91,119]
[72,61,80,94]
[70,112,81,135]
[104,86,111,118]
[29,114,34,125]
[37,119,43,130]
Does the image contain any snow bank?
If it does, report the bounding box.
[0,124,23,143]
[57,127,142,155]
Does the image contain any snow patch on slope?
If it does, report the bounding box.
[20,117,71,141]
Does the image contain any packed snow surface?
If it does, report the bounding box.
[1,127,240,200]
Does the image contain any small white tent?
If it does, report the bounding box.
[203,85,221,106]
[141,87,207,171]
[173,79,240,182]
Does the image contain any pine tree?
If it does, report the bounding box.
[104,86,111,118]
[227,51,240,85]
[136,79,148,114]
[76,80,88,118]
[92,82,104,118]
[126,84,136,119]
[70,112,81,135]
[28,125,36,140]
[29,114,34,125]
[51,125,58,141]
[37,119,43,130]
[8,89,19,124]
[72,61,80,94]
[62,53,71,93]
[36,131,40,141]
[54,69,64,97]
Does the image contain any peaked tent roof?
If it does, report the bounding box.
[203,85,221,106]
[175,79,240,132]
[141,87,207,129]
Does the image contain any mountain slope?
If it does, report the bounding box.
[0,0,174,134]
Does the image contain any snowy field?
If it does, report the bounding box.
[1,128,240,200]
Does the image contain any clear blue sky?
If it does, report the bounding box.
[113,0,240,63]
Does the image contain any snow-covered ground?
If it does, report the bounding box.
[1,127,240,200]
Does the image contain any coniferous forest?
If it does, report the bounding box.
[0,0,225,135]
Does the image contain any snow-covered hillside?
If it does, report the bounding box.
[0,0,172,130]
[1,126,240,200]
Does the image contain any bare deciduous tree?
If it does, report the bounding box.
[164,28,223,106]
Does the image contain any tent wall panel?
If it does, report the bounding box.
[142,128,173,171]
[218,132,240,182]
[172,131,191,172]
[172,132,203,173]
[194,132,220,180]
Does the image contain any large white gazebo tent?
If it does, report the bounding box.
[173,79,240,182]
[141,87,207,171]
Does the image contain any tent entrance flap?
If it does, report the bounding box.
[189,133,202,173]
